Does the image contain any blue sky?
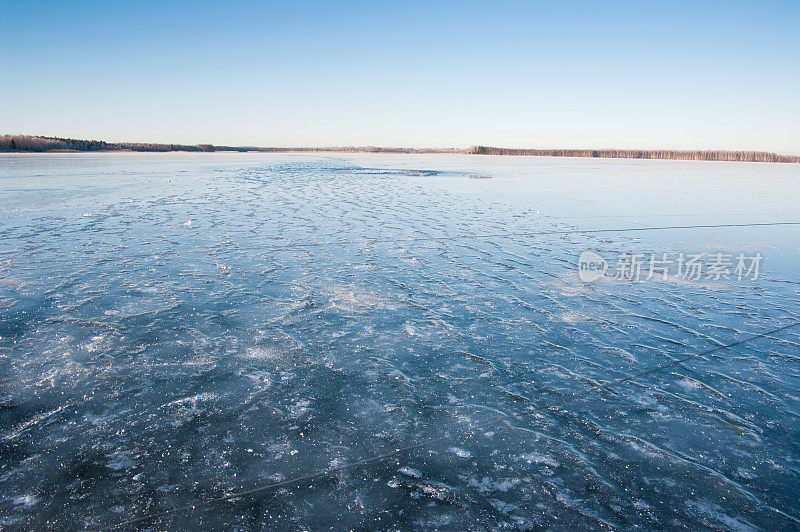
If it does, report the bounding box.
[2,0,799,151]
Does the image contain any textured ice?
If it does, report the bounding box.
[0,153,798,529]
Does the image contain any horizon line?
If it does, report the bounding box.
[1,134,799,163]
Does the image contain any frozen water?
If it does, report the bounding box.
[0,153,798,529]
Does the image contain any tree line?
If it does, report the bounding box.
[1,135,797,163]
[0,136,460,154]
[0,135,212,153]
[467,146,800,163]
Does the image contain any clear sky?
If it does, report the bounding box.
[2,0,799,152]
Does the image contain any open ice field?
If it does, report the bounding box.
[0,153,799,530]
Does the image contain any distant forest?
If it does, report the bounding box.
[467,146,800,163]
[1,135,798,163]
[0,135,456,155]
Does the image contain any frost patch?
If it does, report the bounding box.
[449,447,472,458]
[13,495,39,508]
[106,451,136,471]
[398,466,422,479]
[519,453,560,468]
[468,476,524,494]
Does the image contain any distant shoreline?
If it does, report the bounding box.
[2,135,798,163]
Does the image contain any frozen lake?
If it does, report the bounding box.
[0,153,799,530]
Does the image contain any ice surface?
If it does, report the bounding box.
[0,153,798,529]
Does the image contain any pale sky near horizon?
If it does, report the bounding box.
[2,1,799,152]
